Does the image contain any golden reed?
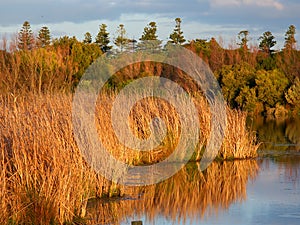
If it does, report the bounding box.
[0,92,259,224]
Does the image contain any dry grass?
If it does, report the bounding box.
[220,109,260,159]
[0,94,100,224]
[0,92,259,224]
[94,91,259,164]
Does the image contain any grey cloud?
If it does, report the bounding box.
[0,0,209,26]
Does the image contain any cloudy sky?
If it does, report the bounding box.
[0,0,299,49]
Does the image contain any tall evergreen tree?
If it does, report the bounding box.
[114,24,129,52]
[18,21,35,50]
[284,25,297,50]
[168,18,186,45]
[83,32,92,44]
[95,24,112,52]
[37,26,51,47]
[138,21,162,51]
[258,31,276,55]
[237,30,249,50]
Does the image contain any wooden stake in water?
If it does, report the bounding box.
[131,221,143,225]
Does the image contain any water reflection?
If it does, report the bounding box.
[250,117,300,151]
[86,160,259,225]
[86,117,300,225]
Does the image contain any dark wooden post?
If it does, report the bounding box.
[131,221,143,225]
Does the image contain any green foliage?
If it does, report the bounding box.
[284,25,297,50]
[2,20,300,114]
[18,21,35,50]
[258,31,276,54]
[256,69,289,107]
[217,63,256,108]
[285,77,300,110]
[138,21,162,51]
[83,32,92,44]
[68,41,103,87]
[38,26,51,47]
[114,24,129,52]
[235,86,258,112]
[256,52,277,70]
[193,39,209,55]
[237,30,249,50]
[95,24,112,52]
[168,18,186,45]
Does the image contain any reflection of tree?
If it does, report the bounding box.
[86,160,259,224]
[277,155,300,183]
[257,155,300,187]
[250,117,300,151]
[250,117,289,151]
[285,118,300,150]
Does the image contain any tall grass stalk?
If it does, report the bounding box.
[0,92,259,224]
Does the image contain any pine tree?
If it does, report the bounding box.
[95,24,112,52]
[258,31,276,55]
[237,30,249,50]
[37,26,51,47]
[114,24,129,52]
[284,25,297,50]
[138,21,162,51]
[83,32,92,44]
[18,21,35,50]
[168,18,186,45]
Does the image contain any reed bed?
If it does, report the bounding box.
[220,108,260,159]
[95,91,259,164]
[0,92,259,224]
[0,94,106,224]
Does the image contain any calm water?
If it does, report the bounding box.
[86,118,300,225]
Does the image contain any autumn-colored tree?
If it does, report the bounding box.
[209,38,225,72]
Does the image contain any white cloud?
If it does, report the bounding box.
[211,0,284,10]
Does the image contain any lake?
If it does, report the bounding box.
[86,117,300,225]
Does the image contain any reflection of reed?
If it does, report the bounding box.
[87,160,259,224]
[266,155,300,183]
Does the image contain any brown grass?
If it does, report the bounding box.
[0,92,259,224]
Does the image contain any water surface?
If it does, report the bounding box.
[86,118,300,225]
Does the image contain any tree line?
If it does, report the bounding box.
[1,19,300,116]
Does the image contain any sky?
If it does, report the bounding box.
[0,0,300,49]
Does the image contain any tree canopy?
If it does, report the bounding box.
[168,18,186,45]
[138,21,162,51]
[37,26,51,47]
[258,31,276,55]
[95,24,112,52]
[18,21,35,50]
